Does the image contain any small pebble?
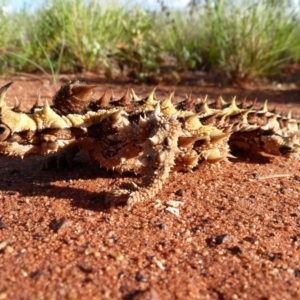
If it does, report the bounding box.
[49,217,70,232]
[152,256,165,271]
[166,200,184,207]
[294,269,300,278]
[78,264,95,274]
[0,240,8,251]
[158,223,168,231]
[135,272,148,282]
[215,234,231,245]
[175,189,184,197]
[109,252,124,261]
[161,241,168,247]
[0,218,10,230]
[165,207,180,217]
[30,270,43,280]
[243,236,257,244]
[206,234,231,247]
[229,246,242,255]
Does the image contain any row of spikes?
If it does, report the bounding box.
[93,87,253,120]
[137,90,300,137]
[0,82,127,132]
[0,81,291,118]
[0,82,204,133]
[0,80,295,117]
[2,82,299,132]
[0,82,125,123]
[0,82,45,114]
[0,82,72,131]
[93,86,298,124]
[21,88,300,132]
[130,89,300,135]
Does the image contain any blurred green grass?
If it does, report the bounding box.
[1,0,299,83]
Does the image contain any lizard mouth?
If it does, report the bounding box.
[0,124,11,141]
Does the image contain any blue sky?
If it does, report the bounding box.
[3,0,192,12]
[3,0,43,12]
[4,0,300,13]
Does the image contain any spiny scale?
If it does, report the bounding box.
[0,81,299,210]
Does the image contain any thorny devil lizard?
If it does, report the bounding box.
[0,81,299,209]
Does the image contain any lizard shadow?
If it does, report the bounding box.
[0,151,279,213]
[0,156,139,212]
[229,150,275,164]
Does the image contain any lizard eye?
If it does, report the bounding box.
[0,124,11,141]
[279,145,292,156]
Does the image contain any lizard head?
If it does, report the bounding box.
[0,82,37,140]
[0,82,75,157]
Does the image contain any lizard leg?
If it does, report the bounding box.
[105,107,182,210]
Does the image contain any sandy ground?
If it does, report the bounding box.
[0,74,300,300]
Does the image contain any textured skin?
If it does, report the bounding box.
[0,81,299,209]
